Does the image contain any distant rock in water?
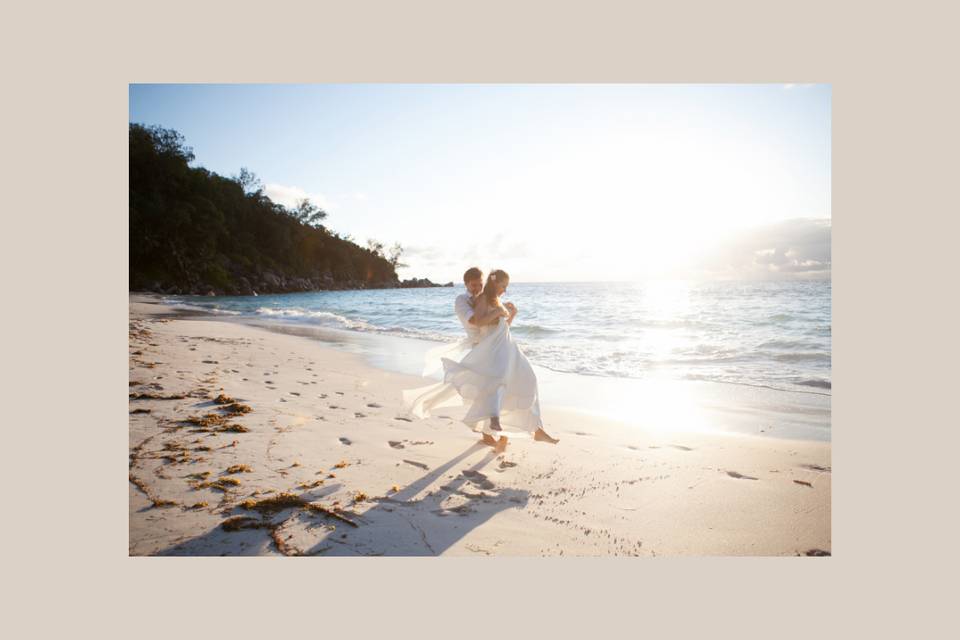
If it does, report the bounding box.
[399,278,451,288]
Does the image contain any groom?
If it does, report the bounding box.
[455,267,517,344]
[454,267,485,345]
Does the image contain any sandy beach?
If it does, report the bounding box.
[129,294,831,556]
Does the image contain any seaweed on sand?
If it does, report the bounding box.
[220,402,253,416]
[130,391,187,400]
[221,516,271,532]
[225,464,252,474]
[207,477,241,491]
[217,424,249,433]
[239,492,306,515]
[182,413,249,433]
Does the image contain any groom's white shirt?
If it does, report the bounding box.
[455,293,481,345]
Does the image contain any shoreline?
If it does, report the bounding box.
[129,294,831,556]
[137,293,831,442]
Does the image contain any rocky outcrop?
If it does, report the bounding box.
[398,278,453,289]
[138,268,411,297]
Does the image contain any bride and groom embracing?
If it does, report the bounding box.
[402,267,559,454]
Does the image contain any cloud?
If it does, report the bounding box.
[695,218,831,280]
[396,235,535,282]
[459,233,530,265]
[402,244,448,263]
[264,183,335,212]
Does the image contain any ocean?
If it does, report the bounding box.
[163,279,831,396]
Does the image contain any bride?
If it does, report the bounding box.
[402,269,559,453]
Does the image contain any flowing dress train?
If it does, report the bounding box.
[402,318,543,436]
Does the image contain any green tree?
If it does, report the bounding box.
[293,198,327,227]
[387,242,408,269]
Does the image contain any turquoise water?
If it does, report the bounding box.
[165,280,831,395]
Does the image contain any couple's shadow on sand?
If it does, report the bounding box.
[159,442,529,556]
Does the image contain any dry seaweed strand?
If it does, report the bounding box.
[225,464,252,474]
[240,492,306,514]
[221,516,271,532]
[270,525,300,556]
[303,503,360,528]
[130,391,187,400]
[129,472,178,508]
[237,492,360,528]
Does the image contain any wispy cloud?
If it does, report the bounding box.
[397,235,534,282]
[695,218,831,280]
[264,183,335,212]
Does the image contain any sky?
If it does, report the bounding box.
[129,84,831,282]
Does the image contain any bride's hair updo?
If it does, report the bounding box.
[481,269,510,304]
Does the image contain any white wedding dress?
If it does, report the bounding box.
[402,317,543,436]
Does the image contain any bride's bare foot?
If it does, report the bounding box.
[481,433,498,447]
[534,428,559,444]
[494,436,508,453]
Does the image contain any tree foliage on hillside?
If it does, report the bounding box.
[129,123,399,295]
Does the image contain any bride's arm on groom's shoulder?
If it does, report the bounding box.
[504,302,517,325]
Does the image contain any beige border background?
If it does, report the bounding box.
[5,0,958,636]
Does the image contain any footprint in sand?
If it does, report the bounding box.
[800,464,831,473]
[669,444,694,451]
[389,441,405,449]
[367,403,382,408]
[354,412,366,418]
[726,471,759,480]
[339,437,352,445]
[289,391,300,396]
[394,416,413,422]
